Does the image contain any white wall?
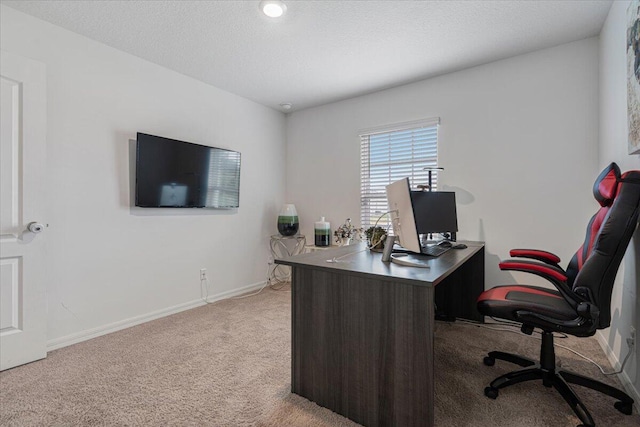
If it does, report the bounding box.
[598,0,640,404]
[286,38,600,288]
[1,6,286,347]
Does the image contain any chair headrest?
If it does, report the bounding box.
[593,163,621,207]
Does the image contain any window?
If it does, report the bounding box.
[360,118,439,229]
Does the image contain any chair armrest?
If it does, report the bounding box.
[499,259,567,282]
[509,249,561,266]
[500,260,598,330]
[499,260,580,309]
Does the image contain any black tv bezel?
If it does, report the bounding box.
[134,132,241,209]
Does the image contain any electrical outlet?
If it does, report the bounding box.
[200,268,207,280]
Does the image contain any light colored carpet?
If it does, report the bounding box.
[0,287,637,426]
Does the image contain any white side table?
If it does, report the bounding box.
[269,234,306,284]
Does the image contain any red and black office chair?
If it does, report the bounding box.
[477,162,640,427]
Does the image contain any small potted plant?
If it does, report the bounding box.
[334,218,363,246]
[365,226,387,251]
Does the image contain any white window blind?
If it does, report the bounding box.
[360,119,439,229]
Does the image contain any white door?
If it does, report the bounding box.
[0,50,47,370]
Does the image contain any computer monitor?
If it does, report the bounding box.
[385,178,421,253]
[410,191,458,236]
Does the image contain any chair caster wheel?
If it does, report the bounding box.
[614,400,633,415]
[484,386,499,399]
[483,356,495,366]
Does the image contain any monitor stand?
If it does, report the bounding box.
[390,253,431,268]
[382,236,431,268]
[420,233,456,246]
[421,236,445,247]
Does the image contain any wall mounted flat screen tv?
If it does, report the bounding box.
[135,133,241,208]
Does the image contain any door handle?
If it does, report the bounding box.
[27,222,45,233]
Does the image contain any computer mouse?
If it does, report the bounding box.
[452,243,467,249]
[438,241,453,248]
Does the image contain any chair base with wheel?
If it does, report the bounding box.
[482,330,633,427]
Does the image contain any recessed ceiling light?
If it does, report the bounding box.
[260,1,287,18]
[279,103,292,110]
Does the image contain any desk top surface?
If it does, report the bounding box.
[275,241,484,287]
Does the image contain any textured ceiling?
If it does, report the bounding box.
[2,0,613,112]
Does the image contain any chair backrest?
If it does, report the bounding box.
[565,163,640,329]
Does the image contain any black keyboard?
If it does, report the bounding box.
[420,244,451,257]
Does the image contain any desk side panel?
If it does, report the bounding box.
[434,247,485,322]
[291,266,435,427]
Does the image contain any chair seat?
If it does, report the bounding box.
[477,285,576,323]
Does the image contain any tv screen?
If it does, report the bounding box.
[135,133,241,208]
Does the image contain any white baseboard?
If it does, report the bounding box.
[594,331,640,412]
[46,281,268,351]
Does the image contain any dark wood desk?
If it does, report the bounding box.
[276,241,485,427]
